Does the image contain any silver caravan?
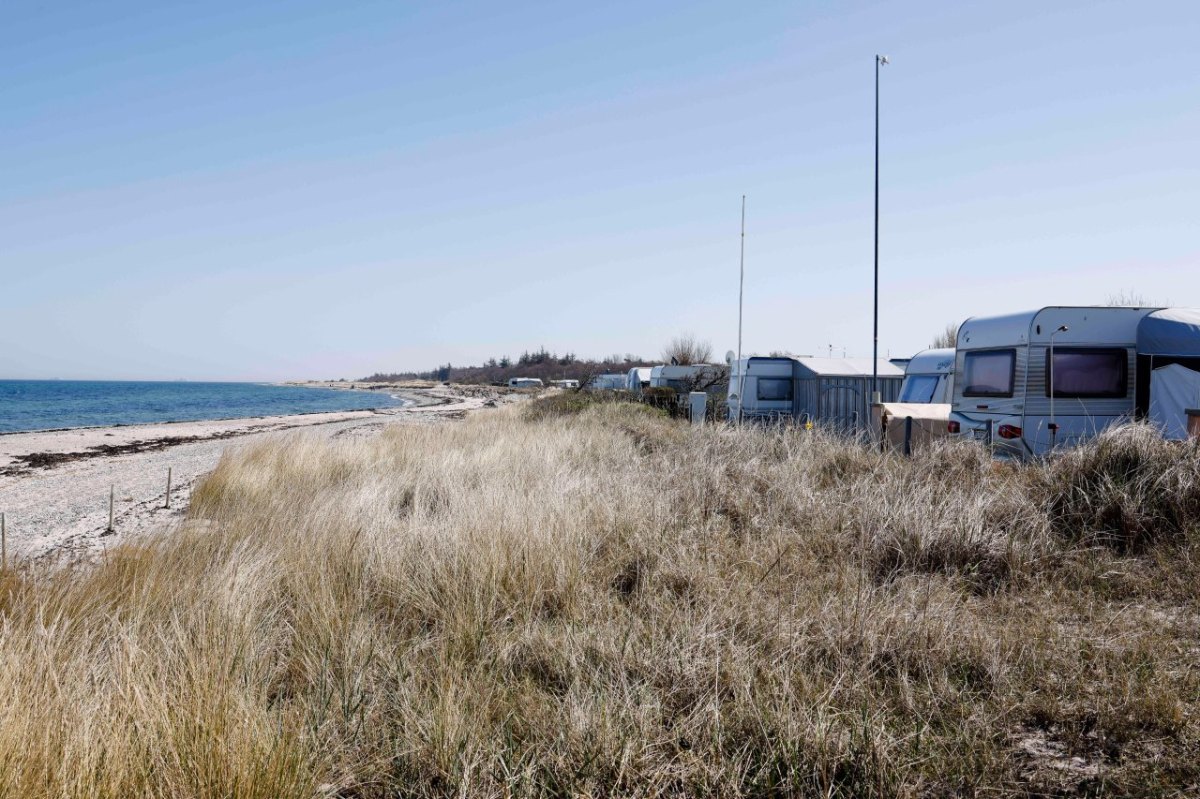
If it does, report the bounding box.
[587,373,627,391]
[508,377,544,389]
[897,348,955,404]
[727,357,903,431]
[649,364,726,394]
[948,306,1200,457]
[626,367,653,393]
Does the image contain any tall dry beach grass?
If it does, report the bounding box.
[0,397,1198,797]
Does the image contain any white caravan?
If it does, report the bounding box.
[948,306,1200,457]
[626,367,653,393]
[507,377,544,388]
[727,357,796,421]
[548,379,580,389]
[897,348,955,404]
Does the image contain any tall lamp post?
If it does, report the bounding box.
[1049,325,1069,450]
[872,54,889,401]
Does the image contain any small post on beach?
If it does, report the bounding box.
[1,512,6,571]
[165,467,172,509]
[107,486,115,533]
[903,416,913,457]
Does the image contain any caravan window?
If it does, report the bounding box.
[899,375,939,403]
[757,378,793,402]
[962,349,1015,397]
[1045,348,1127,398]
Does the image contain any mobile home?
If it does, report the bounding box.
[727,357,903,431]
[507,377,544,389]
[948,306,1200,457]
[548,379,580,389]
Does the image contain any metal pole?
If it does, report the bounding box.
[737,195,747,424]
[872,55,885,400]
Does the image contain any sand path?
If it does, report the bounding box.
[0,385,504,562]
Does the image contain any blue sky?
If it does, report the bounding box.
[2,0,1197,380]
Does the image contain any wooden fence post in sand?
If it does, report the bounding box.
[107,486,115,533]
[1,512,6,571]
[165,467,173,509]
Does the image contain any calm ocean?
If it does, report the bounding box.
[0,381,409,434]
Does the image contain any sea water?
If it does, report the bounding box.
[0,380,408,434]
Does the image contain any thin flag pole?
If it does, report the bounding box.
[737,195,747,424]
[873,54,888,401]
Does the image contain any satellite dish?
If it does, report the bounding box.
[725,350,736,364]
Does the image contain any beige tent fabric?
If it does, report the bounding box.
[872,403,952,452]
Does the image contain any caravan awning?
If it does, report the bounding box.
[1137,309,1200,357]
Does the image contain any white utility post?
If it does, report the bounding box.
[689,392,707,427]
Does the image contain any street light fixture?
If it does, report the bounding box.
[1049,324,1069,450]
[872,54,889,401]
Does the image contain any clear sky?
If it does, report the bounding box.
[2,0,1197,380]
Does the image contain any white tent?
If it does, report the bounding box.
[1149,364,1200,440]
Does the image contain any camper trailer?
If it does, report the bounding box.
[726,357,796,421]
[625,367,653,393]
[727,357,903,431]
[586,373,627,391]
[548,379,580,389]
[872,349,956,451]
[948,306,1200,457]
[649,364,727,394]
[507,377,544,389]
[898,348,955,404]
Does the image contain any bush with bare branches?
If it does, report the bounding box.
[661,333,713,365]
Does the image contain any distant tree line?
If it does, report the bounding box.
[362,349,654,385]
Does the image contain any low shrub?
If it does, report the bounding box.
[1038,424,1200,552]
[640,386,679,416]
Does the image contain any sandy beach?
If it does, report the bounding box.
[0,383,513,562]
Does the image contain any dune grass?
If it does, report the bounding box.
[0,398,1198,797]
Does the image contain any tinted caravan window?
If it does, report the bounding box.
[757,377,793,402]
[962,350,1015,397]
[1045,348,1127,398]
[899,375,939,403]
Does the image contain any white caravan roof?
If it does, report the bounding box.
[793,358,904,378]
[957,306,1164,350]
[905,348,955,376]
